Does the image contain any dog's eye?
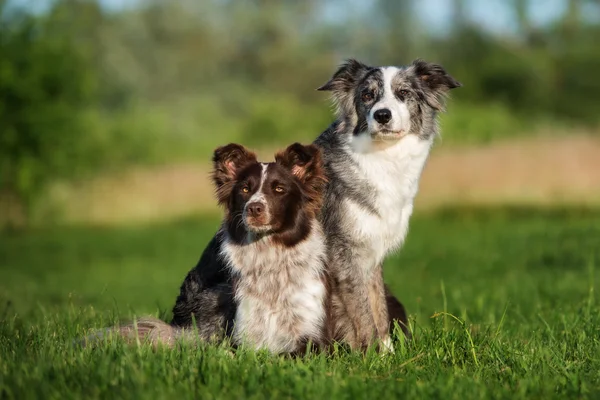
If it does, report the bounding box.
[274,186,284,193]
[398,89,409,97]
[242,186,249,193]
[361,91,374,102]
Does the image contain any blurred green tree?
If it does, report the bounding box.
[1,0,600,227]
[0,1,98,227]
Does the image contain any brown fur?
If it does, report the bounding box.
[274,143,328,217]
[326,263,377,349]
[320,269,336,348]
[368,265,391,349]
[329,284,410,349]
[211,144,258,206]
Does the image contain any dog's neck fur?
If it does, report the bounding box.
[317,117,436,272]
[352,134,433,268]
[219,220,327,353]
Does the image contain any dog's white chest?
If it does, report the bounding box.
[345,136,432,265]
[220,227,327,353]
[235,274,325,353]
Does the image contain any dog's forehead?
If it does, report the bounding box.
[393,66,420,87]
[378,66,415,89]
[266,162,294,182]
[237,162,263,181]
[360,68,384,88]
[360,66,415,90]
[238,161,289,183]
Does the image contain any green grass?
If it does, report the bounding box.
[1,207,599,399]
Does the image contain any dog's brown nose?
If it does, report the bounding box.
[246,202,264,217]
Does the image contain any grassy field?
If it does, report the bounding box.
[1,207,599,399]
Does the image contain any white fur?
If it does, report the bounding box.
[368,67,411,135]
[380,336,394,353]
[220,221,327,353]
[348,133,434,273]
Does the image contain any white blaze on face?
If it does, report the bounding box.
[368,67,411,135]
[244,163,271,230]
[248,163,268,204]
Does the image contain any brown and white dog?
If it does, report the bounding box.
[215,142,331,354]
[81,143,332,355]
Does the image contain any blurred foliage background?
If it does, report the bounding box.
[1,0,599,228]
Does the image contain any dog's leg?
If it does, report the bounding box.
[333,271,378,350]
[320,269,336,351]
[368,265,392,352]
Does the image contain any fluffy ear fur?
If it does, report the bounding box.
[212,143,257,205]
[317,59,371,118]
[275,143,328,215]
[411,59,462,111]
[317,59,370,92]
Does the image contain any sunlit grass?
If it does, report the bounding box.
[1,207,599,399]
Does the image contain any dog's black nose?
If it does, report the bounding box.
[246,202,264,217]
[373,109,392,124]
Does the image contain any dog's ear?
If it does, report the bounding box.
[317,59,370,118]
[275,143,322,182]
[212,143,257,204]
[412,59,461,111]
[317,58,370,93]
[275,143,327,212]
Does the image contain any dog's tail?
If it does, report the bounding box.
[78,317,201,348]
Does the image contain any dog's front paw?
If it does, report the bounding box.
[378,335,394,354]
